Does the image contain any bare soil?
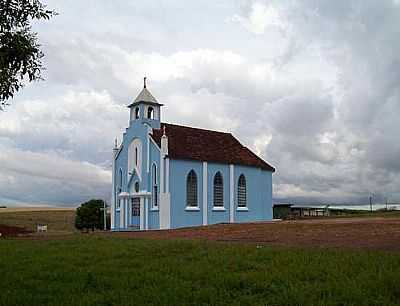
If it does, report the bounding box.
[0,224,32,237]
[108,217,400,251]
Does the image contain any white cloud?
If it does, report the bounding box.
[231,2,287,35]
[3,0,400,206]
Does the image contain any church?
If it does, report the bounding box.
[111,79,275,231]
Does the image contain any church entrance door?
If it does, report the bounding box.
[131,197,140,228]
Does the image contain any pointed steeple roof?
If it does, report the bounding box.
[128,77,163,107]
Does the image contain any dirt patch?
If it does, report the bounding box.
[107,217,400,251]
[0,224,32,237]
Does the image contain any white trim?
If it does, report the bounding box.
[125,197,129,229]
[160,157,164,196]
[159,193,171,229]
[130,191,152,197]
[166,158,170,193]
[237,207,249,211]
[119,198,123,228]
[212,206,226,211]
[202,162,208,226]
[115,144,123,159]
[145,198,149,230]
[128,138,142,181]
[229,164,234,223]
[111,147,118,230]
[149,136,161,151]
[151,162,158,209]
[185,206,200,211]
[128,198,132,227]
[133,165,142,181]
[150,207,159,211]
[147,133,150,173]
[140,197,144,230]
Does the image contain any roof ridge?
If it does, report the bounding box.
[161,122,232,135]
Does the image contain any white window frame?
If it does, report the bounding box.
[151,163,159,209]
[237,174,248,210]
[128,138,142,178]
[213,171,225,210]
[186,169,199,210]
[147,106,154,119]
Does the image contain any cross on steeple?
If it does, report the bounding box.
[144,77,147,89]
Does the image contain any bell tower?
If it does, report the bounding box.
[128,77,163,129]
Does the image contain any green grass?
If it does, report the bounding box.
[1,237,400,306]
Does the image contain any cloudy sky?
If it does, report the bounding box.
[1,0,400,206]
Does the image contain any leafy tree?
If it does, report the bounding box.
[0,0,56,109]
[75,199,106,232]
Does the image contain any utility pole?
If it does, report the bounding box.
[103,200,107,231]
[369,195,373,212]
[386,197,388,211]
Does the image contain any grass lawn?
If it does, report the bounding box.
[0,237,399,306]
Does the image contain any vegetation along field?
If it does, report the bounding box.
[1,236,400,306]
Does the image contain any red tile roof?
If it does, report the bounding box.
[151,123,275,172]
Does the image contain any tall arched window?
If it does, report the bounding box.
[128,139,142,176]
[119,169,123,187]
[237,174,247,207]
[135,107,140,119]
[213,172,223,207]
[147,107,154,119]
[152,164,158,207]
[186,170,198,207]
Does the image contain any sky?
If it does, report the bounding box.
[1,0,400,207]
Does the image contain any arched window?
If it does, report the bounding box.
[117,187,122,210]
[152,164,158,207]
[134,181,139,193]
[237,174,247,207]
[135,107,140,119]
[119,169,123,186]
[147,107,154,119]
[213,172,223,207]
[186,170,198,207]
[128,139,142,176]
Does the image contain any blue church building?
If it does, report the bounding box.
[111,79,275,231]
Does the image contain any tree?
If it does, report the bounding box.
[75,199,106,232]
[0,0,56,109]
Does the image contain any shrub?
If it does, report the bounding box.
[75,199,106,232]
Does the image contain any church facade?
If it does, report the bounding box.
[111,80,275,231]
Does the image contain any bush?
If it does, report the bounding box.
[75,199,106,232]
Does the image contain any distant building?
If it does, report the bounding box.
[111,80,275,231]
[273,204,330,219]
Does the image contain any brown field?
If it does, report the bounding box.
[108,217,400,251]
[0,207,76,234]
[1,207,400,251]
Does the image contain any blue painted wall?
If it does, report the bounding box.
[169,159,203,228]
[207,163,230,225]
[234,165,273,223]
[168,160,273,229]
